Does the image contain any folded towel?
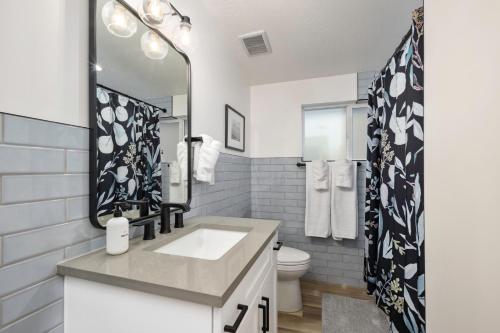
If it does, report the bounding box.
[169,161,181,185]
[335,159,353,188]
[195,134,221,185]
[193,134,211,179]
[312,160,329,190]
[330,161,358,240]
[305,162,331,238]
[192,141,203,178]
[169,182,185,203]
[177,141,188,183]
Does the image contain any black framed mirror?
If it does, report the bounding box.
[88,0,193,229]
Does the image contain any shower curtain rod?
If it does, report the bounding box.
[297,161,363,167]
[97,84,168,114]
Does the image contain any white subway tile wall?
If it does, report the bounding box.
[251,157,366,288]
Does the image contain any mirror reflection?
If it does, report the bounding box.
[95,0,189,225]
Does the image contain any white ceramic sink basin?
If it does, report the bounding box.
[154,228,248,260]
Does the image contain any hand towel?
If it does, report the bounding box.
[169,161,181,185]
[335,159,353,188]
[192,140,203,178]
[330,161,358,240]
[311,160,329,190]
[195,134,221,185]
[176,141,188,183]
[305,162,331,238]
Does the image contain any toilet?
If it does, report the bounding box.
[277,246,311,313]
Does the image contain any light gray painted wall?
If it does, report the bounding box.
[251,157,365,288]
[0,113,251,333]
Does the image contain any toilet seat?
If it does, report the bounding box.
[277,262,310,272]
[277,246,311,266]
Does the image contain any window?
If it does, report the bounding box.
[302,104,368,161]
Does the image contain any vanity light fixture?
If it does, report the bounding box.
[102,0,138,38]
[141,30,169,60]
[139,0,172,25]
[177,16,192,46]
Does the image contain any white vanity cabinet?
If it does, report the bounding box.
[64,234,278,333]
[213,234,278,333]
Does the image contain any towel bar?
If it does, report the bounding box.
[297,161,363,167]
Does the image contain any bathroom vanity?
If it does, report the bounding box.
[58,216,280,333]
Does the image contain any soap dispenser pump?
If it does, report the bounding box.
[106,202,129,255]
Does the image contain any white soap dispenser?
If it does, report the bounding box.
[106,203,129,255]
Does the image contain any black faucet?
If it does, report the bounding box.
[127,199,156,240]
[160,203,190,234]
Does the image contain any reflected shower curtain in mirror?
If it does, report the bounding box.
[96,86,162,216]
[365,7,424,333]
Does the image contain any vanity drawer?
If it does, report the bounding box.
[213,233,278,332]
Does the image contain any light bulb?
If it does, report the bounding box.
[95,64,103,72]
[102,1,137,38]
[140,0,171,25]
[141,30,169,60]
[178,17,192,46]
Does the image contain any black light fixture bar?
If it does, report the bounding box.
[170,3,190,23]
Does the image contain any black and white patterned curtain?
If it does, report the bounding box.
[96,86,162,217]
[365,7,425,333]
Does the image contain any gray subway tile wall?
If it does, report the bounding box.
[0,301,63,333]
[188,153,252,218]
[251,157,366,288]
[2,115,88,150]
[66,150,89,173]
[357,71,378,101]
[1,174,89,204]
[0,114,102,333]
[0,146,65,174]
[0,113,366,332]
[1,277,63,326]
[0,113,252,332]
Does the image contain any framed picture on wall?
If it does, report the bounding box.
[225,104,245,152]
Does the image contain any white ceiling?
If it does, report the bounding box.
[202,0,423,85]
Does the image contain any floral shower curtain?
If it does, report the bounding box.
[96,86,162,217]
[365,7,425,333]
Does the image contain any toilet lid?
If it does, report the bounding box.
[277,246,311,265]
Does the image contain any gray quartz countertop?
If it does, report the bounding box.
[57,216,280,307]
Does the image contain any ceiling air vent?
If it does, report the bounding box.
[239,31,272,56]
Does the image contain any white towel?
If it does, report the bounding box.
[195,134,221,185]
[176,141,188,183]
[305,162,331,238]
[192,140,203,178]
[169,182,185,203]
[311,160,329,190]
[335,159,353,188]
[330,161,358,240]
[169,161,181,185]
[193,134,211,180]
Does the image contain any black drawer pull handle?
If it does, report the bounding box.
[273,241,283,251]
[258,304,267,333]
[224,304,248,332]
[262,297,270,332]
